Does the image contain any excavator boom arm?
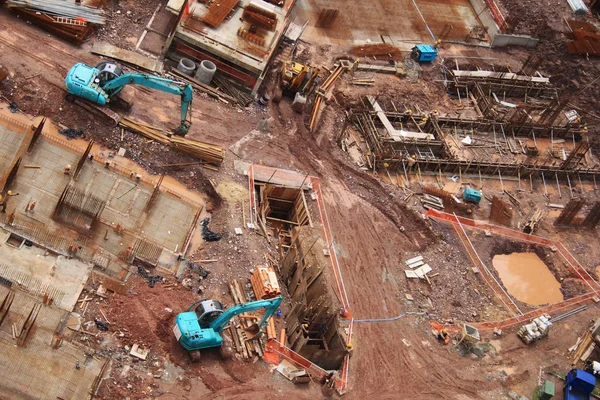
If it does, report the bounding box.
[101,72,193,133]
[210,296,282,333]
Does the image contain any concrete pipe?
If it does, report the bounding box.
[177,58,196,76]
[195,60,217,85]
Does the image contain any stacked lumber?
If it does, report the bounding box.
[202,0,239,28]
[250,266,281,299]
[169,68,238,104]
[212,74,255,106]
[228,279,264,359]
[309,63,346,131]
[350,43,404,61]
[119,117,224,166]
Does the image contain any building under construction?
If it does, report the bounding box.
[166,0,298,95]
[345,65,600,191]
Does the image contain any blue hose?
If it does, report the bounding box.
[342,312,436,324]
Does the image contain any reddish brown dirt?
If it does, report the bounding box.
[495,0,600,156]
[2,6,600,400]
[95,0,164,51]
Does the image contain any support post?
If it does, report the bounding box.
[73,140,94,180]
[27,117,46,153]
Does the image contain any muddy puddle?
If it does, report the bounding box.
[491,252,564,305]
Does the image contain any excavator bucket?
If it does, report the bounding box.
[173,124,190,136]
[245,323,260,335]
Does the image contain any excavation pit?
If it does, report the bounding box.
[491,252,564,306]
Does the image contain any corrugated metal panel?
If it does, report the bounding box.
[6,0,105,24]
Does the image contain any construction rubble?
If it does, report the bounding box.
[1,0,600,399]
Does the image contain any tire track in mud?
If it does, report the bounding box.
[285,117,436,252]
[267,102,497,399]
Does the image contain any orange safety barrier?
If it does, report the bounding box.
[426,209,600,292]
[265,339,350,394]
[472,292,598,331]
[311,178,351,316]
[482,0,508,32]
[426,209,600,331]
[265,340,326,378]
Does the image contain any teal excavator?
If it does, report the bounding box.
[65,61,193,135]
[174,296,282,361]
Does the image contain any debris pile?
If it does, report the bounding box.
[6,0,106,44]
[59,127,86,139]
[136,266,164,288]
[188,261,210,279]
[201,217,222,242]
[94,318,109,332]
[517,314,552,344]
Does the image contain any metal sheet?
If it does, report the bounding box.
[91,42,162,73]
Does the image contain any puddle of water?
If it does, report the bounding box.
[491,252,563,305]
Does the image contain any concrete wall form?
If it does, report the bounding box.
[492,34,539,48]
[468,0,539,48]
[280,226,347,371]
[468,0,500,40]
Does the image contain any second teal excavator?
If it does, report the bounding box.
[174,296,282,362]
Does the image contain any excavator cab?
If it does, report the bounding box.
[194,299,224,328]
[95,62,124,96]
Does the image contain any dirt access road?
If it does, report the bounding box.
[0,8,596,400]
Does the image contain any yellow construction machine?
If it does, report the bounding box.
[273,61,319,111]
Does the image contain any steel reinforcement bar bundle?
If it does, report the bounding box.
[6,0,106,24]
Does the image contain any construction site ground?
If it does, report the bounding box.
[295,0,488,48]
[2,0,600,398]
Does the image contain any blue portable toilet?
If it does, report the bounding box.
[463,187,482,203]
[411,45,438,62]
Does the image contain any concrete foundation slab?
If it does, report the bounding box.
[0,288,103,400]
[294,0,488,49]
[0,124,26,177]
[0,227,92,310]
[0,113,204,281]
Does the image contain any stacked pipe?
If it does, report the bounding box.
[6,0,105,44]
[250,266,281,300]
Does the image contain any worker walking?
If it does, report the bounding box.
[321,372,336,397]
